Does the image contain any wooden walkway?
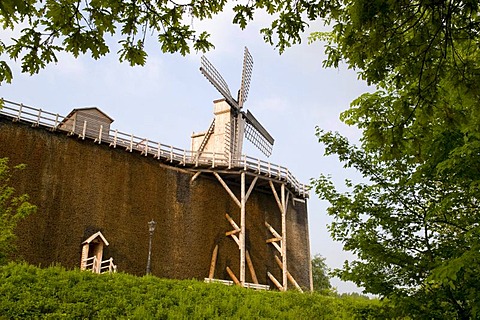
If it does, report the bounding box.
[0,99,308,198]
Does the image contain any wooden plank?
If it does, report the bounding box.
[204,278,234,286]
[225,229,240,236]
[226,266,241,286]
[242,283,269,290]
[266,237,282,243]
[208,245,218,279]
[245,250,258,284]
[275,255,303,292]
[214,172,241,208]
[267,272,283,291]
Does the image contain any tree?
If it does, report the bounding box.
[311,254,331,292]
[304,1,480,319]
[0,158,37,265]
[0,0,321,84]
[313,129,480,319]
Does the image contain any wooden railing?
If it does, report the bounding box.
[83,256,98,273]
[0,99,309,197]
[204,278,270,290]
[82,256,117,274]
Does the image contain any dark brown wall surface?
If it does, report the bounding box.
[0,116,311,290]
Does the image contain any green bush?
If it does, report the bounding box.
[0,263,388,319]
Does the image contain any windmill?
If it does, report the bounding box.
[192,47,274,160]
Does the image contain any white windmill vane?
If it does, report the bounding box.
[191,47,275,160]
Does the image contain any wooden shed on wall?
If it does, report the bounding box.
[60,107,114,140]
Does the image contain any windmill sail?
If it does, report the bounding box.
[239,47,253,109]
[200,56,239,110]
[243,110,274,157]
[198,47,275,158]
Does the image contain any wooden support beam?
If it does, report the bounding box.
[285,191,290,213]
[190,171,201,183]
[226,266,241,286]
[230,234,240,246]
[281,183,288,291]
[245,176,258,202]
[225,215,241,246]
[245,250,258,284]
[265,221,282,254]
[225,213,240,231]
[266,237,282,243]
[269,181,284,214]
[240,172,246,285]
[288,269,302,292]
[208,245,218,279]
[267,272,283,291]
[225,229,240,236]
[265,221,282,240]
[274,255,303,292]
[293,197,306,203]
[213,172,241,208]
[271,241,282,254]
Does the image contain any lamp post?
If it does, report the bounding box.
[146,220,157,275]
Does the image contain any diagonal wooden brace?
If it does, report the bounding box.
[267,271,283,291]
[275,255,303,292]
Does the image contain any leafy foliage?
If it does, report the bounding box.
[313,129,480,319]
[0,263,385,319]
[0,0,220,83]
[0,158,37,265]
[0,0,339,83]
[311,253,331,292]
[306,1,480,319]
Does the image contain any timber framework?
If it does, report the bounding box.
[0,98,311,291]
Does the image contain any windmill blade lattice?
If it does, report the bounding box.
[200,56,239,110]
[239,47,253,109]
[243,110,274,157]
[199,48,275,158]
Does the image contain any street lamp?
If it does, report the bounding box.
[146,220,157,275]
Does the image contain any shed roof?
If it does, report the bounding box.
[82,231,109,246]
[63,107,114,123]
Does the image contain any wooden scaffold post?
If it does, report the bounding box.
[240,172,246,285]
[213,171,258,287]
[268,181,290,291]
[281,183,288,291]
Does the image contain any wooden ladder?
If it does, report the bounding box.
[195,119,215,158]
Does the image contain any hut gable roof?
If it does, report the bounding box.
[63,107,114,123]
[82,231,109,246]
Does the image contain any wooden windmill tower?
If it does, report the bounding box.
[191,47,275,160]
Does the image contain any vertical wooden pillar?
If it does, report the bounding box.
[80,244,89,270]
[240,172,246,285]
[281,183,287,291]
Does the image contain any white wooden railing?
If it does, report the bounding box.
[204,278,270,290]
[82,256,117,274]
[0,99,309,197]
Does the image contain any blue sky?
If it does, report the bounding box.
[0,9,371,293]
